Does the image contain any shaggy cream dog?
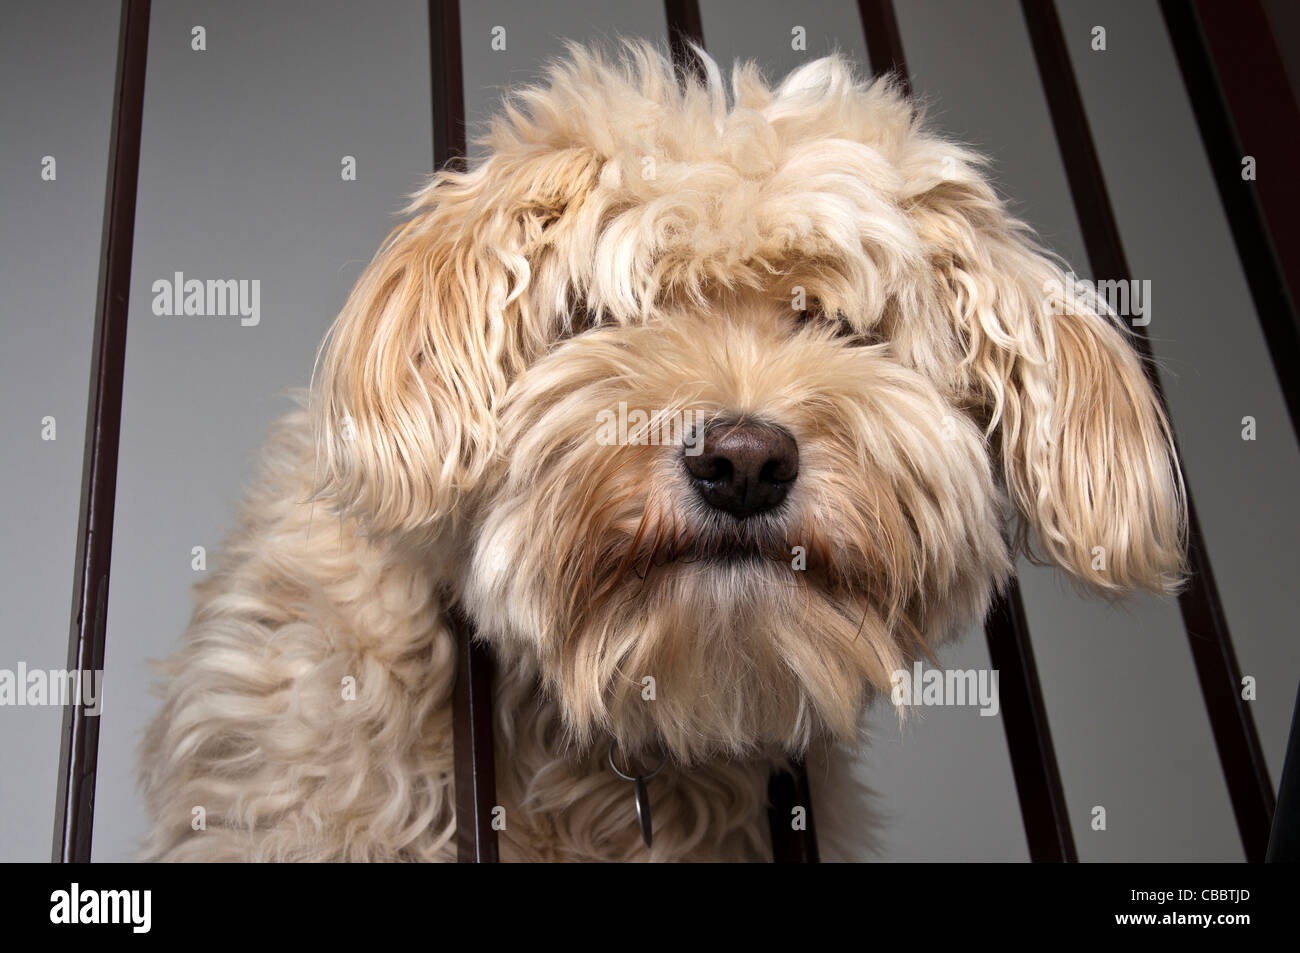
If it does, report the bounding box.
[140,44,1186,862]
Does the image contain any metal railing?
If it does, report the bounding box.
[52,0,1296,864]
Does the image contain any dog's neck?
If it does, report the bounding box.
[448,609,818,860]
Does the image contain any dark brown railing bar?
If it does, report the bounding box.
[1022,0,1276,862]
[430,0,466,179]
[856,0,911,98]
[983,578,1078,861]
[664,0,705,80]
[52,0,152,863]
[859,0,1080,863]
[1160,0,1300,451]
[449,604,499,863]
[767,762,820,863]
[1266,685,1300,861]
[661,0,819,863]
[430,0,501,864]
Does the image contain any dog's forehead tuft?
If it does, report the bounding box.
[486,41,915,157]
[478,42,964,324]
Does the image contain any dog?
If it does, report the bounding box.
[139,43,1187,862]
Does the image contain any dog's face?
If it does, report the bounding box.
[313,46,1187,764]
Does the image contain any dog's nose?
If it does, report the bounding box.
[684,420,799,518]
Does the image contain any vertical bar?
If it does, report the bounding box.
[983,578,1078,861]
[664,0,705,78]
[431,0,500,864]
[861,0,1078,863]
[1160,0,1300,449]
[1266,684,1300,861]
[449,606,499,863]
[1021,0,1275,862]
[430,0,466,165]
[51,0,151,864]
[662,0,817,863]
[856,0,911,98]
[767,761,820,863]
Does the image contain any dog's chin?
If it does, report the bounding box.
[468,531,909,766]
[582,559,899,765]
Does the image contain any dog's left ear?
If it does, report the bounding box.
[312,146,600,535]
[907,152,1187,594]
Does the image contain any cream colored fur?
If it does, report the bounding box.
[140,44,1186,862]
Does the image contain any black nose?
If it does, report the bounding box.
[684,420,799,518]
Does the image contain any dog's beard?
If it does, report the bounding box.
[471,529,899,762]
[463,302,1011,764]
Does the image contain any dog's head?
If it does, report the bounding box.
[313,45,1186,763]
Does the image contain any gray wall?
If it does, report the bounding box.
[460,0,668,156]
[89,0,433,862]
[894,0,1240,863]
[1,0,1294,863]
[1059,0,1300,796]
[0,0,120,862]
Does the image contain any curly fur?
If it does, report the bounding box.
[140,43,1186,862]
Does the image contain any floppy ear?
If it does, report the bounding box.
[908,155,1187,594]
[312,147,600,535]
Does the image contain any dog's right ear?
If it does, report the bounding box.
[312,147,601,535]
